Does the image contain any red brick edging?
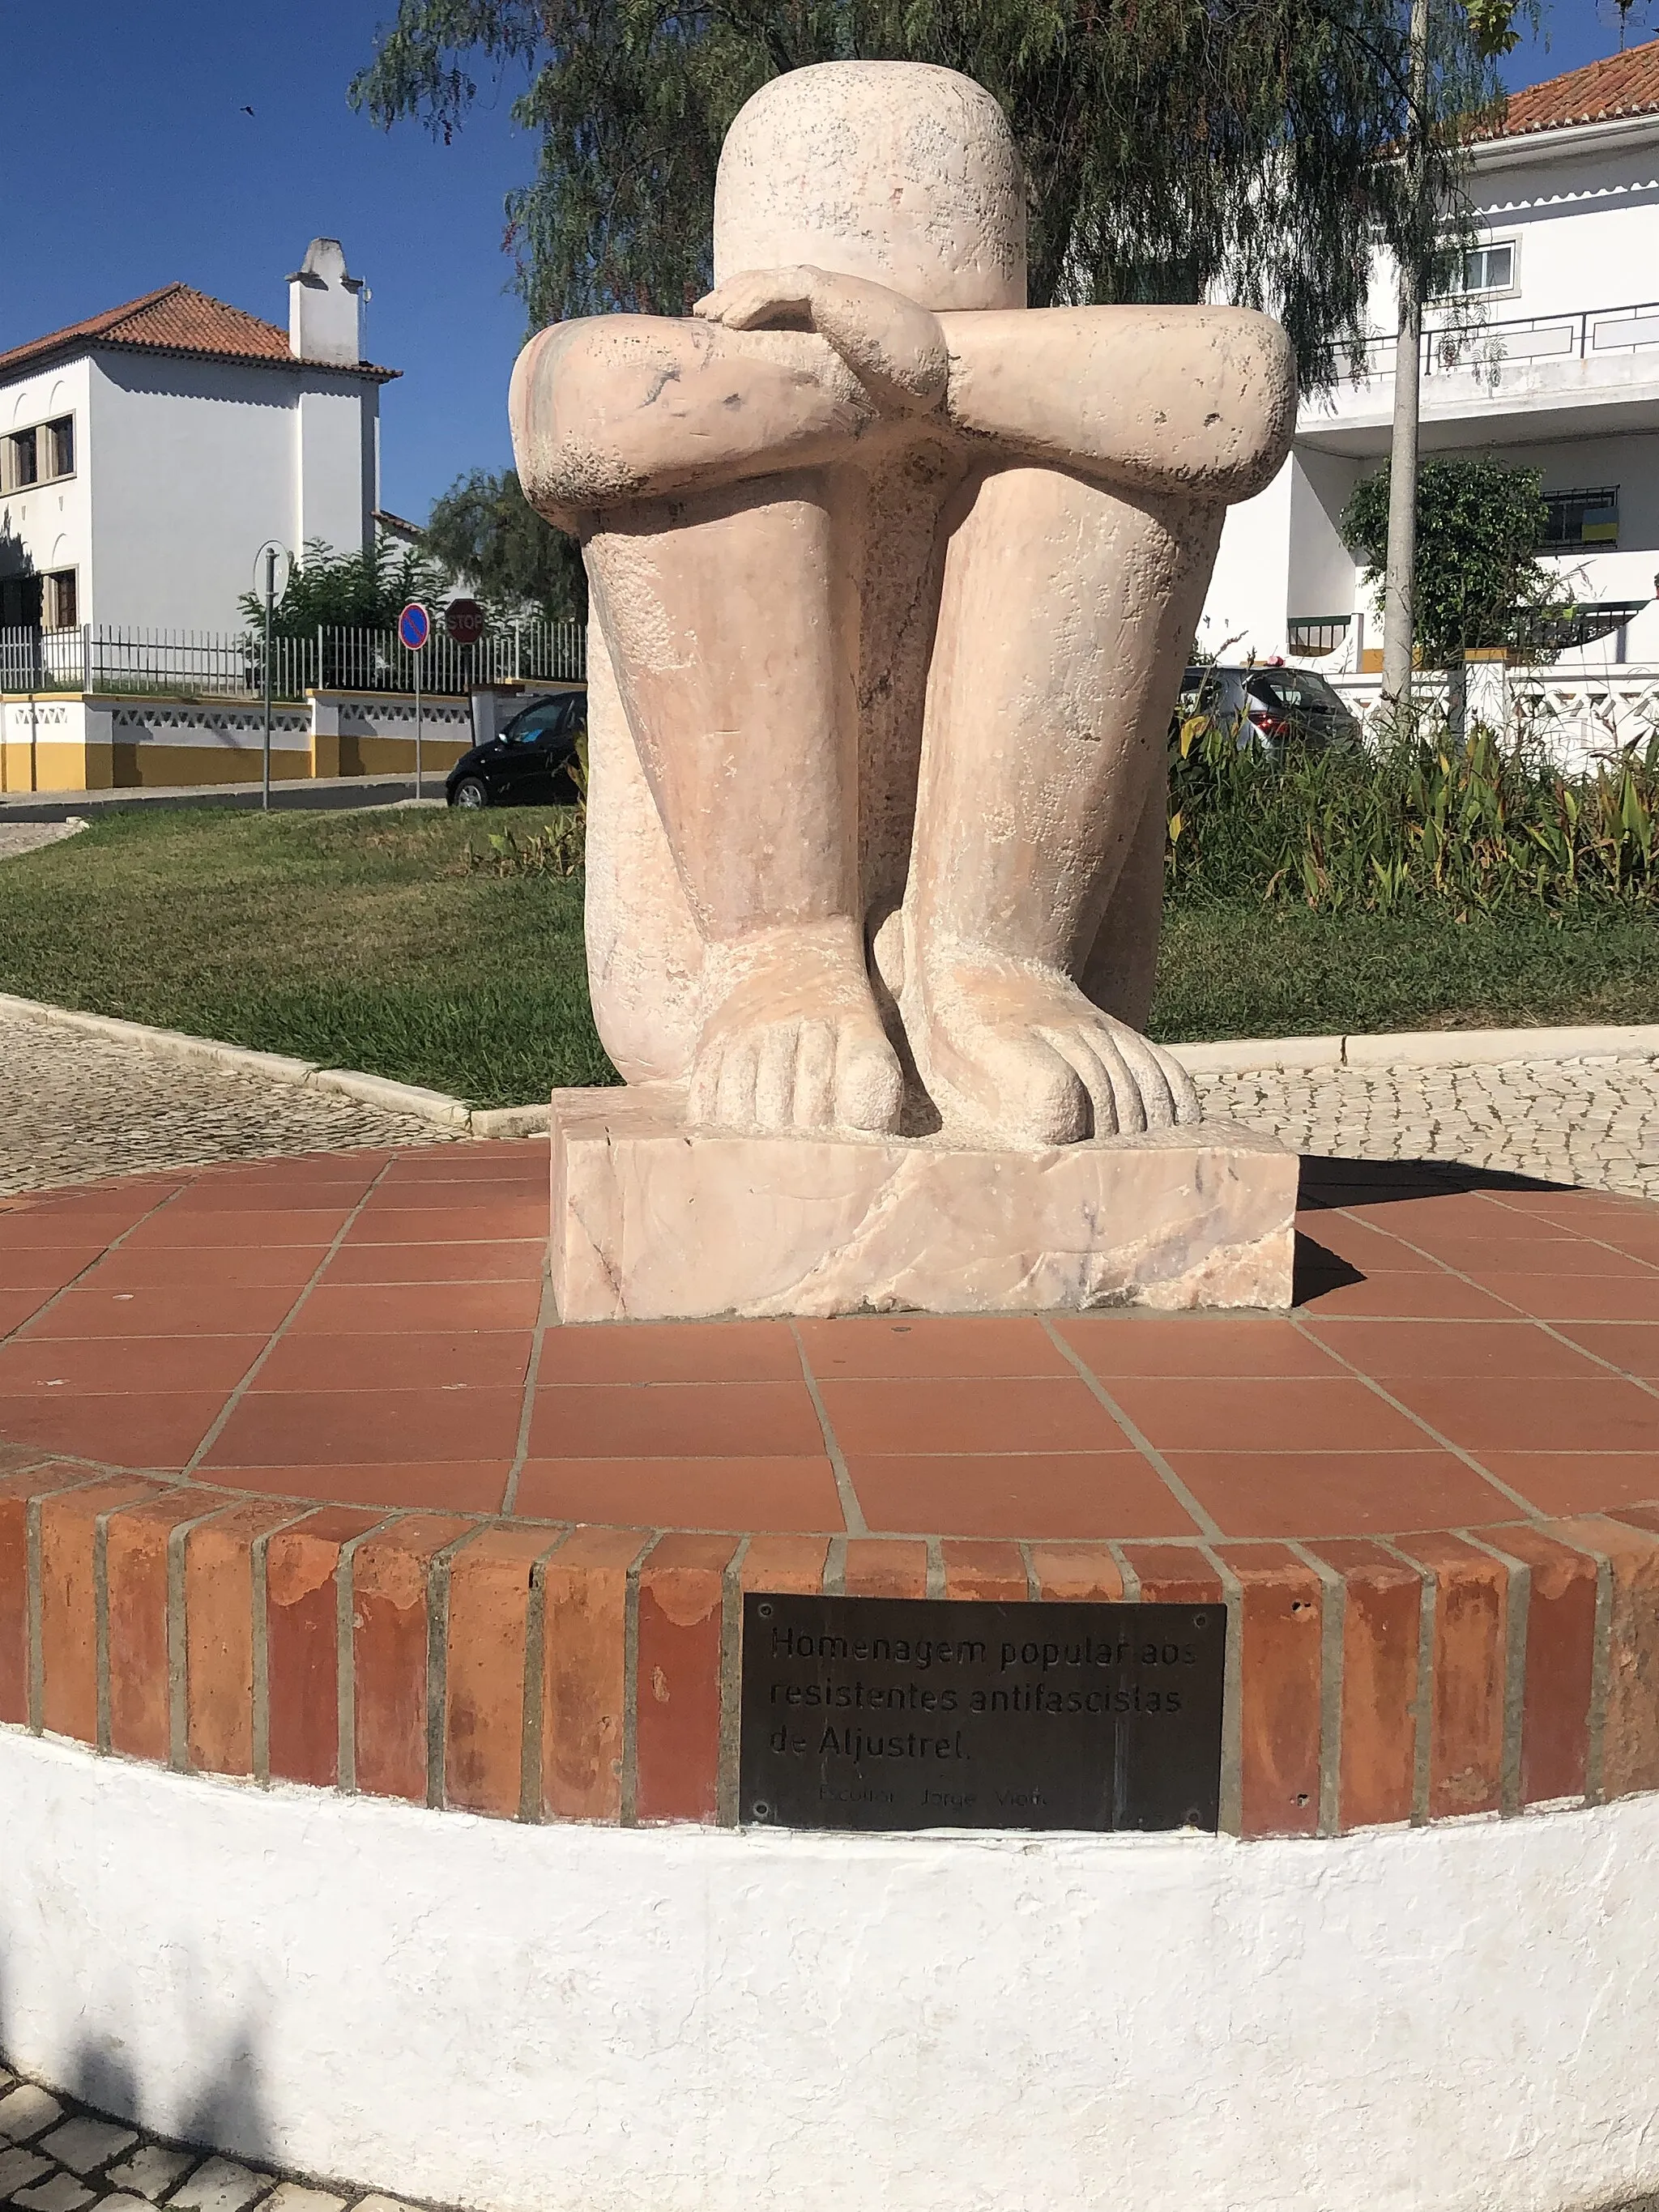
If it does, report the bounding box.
[5,1441,1657,1838]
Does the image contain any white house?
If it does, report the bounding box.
[1202,40,1659,673]
[0,238,394,640]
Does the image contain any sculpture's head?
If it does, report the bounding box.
[714,62,1026,312]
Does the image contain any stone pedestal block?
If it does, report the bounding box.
[548,1086,1298,1321]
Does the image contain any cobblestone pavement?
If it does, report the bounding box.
[0,2067,433,2212]
[5,999,1659,1199]
[0,823,86,863]
[0,1012,458,1196]
[1197,1054,1659,1202]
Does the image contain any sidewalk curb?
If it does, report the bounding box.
[311,1068,472,1127]
[2,990,1657,1139]
[0,992,515,1139]
[1171,1023,1659,1075]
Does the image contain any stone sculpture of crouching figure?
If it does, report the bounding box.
[510,61,1294,1149]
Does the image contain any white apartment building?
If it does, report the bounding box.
[1202,40,1659,672]
[0,239,394,640]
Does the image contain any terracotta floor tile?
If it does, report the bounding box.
[80,1247,323,1292]
[288,1281,543,1335]
[208,1460,510,1513]
[345,1202,543,1246]
[120,1208,352,1250]
[250,1330,534,1394]
[189,1147,388,1178]
[1465,1276,1659,1323]
[2,1181,180,1215]
[529,1381,822,1459]
[323,1242,545,1286]
[357,1176,545,1208]
[817,1375,1124,1455]
[1555,1324,1659,1379]
[1105,1375,1427,1453]
[536,1320,802,1386]
[0,1289,50,1338]
[0,1392,220,1466]
[795,1316,1072,1380]
[0,1335,264,1396]
[1387,1375,1659,1454]
[1484,1191,1652,1225]
[1057,1315,1343,1380]
[164,1181,377,1215]
[0,1247,117,1292]
[514,1455,843,1530]
[21,1284,299,1340]
[1465,1452,1659,1516]
[0,1210,151,1250]
[1401,1236,1657,1280]
[1306,1319,1607,1381]
[1302,1217,1444,1272]
[845,1451,1196,1540]
[1338,1194,1576,1240]
[1582,1224,1659,1266]
[375,1158,545,1190]
[1168,1450,1516,1539]
[1298,1272,1521,1320]
[204,1386,525,1467]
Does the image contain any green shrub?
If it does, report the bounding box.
[1166,710,1659,915]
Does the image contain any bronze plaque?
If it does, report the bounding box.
[740,1593,1224,1833]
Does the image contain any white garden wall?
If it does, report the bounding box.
[2,1727,1657,2212]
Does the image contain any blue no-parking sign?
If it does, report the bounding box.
[398,601,432,651]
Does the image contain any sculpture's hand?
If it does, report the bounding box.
[695,266,947,416]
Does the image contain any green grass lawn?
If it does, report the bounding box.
[0,807,613,1110]
[0,806,1655,1107]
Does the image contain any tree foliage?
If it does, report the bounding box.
[238,537,449,640]
[350,0,1512,394]
[425,468,588,621]
[1341,456,1567,666]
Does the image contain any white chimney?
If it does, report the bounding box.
[288,237,365,367]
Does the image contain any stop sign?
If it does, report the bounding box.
[445,597,485,646]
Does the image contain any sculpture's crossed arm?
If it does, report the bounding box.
[512,276,1294,527]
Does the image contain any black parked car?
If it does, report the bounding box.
[446,691,588,808]
[1175,664,1361,752]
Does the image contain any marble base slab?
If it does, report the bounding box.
[548,1086,1298,1322]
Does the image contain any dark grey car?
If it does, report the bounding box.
[1175,665,1362,752]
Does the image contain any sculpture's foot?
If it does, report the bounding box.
[906,947,1201,1146]
[689,920,906,1135]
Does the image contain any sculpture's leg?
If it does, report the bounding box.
[586,469,903,1135]
[901,464,1211,1145]
[1078,757,1166,1032]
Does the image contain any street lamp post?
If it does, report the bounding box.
[262,546,276,812]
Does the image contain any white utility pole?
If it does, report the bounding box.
[262,546,277,812]
[1382,0,1434,712]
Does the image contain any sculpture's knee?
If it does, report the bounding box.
[1191,309,1297,501]
[510,315,710,527]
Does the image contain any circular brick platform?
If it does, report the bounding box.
[1,1140,1657,1836]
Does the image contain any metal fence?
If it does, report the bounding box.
[0,620,586,701]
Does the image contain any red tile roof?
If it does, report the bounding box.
[1473,37,1659,143]
[0,283,397,383]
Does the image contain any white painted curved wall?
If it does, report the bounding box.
[2,1728,1656,2212]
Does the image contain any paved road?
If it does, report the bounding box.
[0,774,448,824]
[0,1010,458,1196]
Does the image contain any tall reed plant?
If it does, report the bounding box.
[1166,710,1659,915]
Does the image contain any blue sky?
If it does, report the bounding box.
[0,2,1640,523]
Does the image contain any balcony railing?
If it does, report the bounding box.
[1350,299,1659,387]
